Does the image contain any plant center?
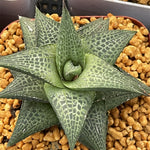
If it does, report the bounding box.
[63,60,82,81]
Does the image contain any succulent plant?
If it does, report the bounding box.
[0,2,150,150]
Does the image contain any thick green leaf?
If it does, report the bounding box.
[44,83,95,150]
[64,54,150,96]
[19,16,37,49]
[97,67,149,110]
[35,7,60,46]
[7,100,59,147]
[0,45,64,88]
[56,4,85,79]
[79,100,107,150]
[84,30,136,64]
[63,60,82,81]
[78,18,109,39]
[95,90,140,111]
[0,70,48,102]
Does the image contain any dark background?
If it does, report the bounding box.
[0,0,62,32]
[0,0,150,32]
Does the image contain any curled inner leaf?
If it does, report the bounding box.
[63,60,82,81]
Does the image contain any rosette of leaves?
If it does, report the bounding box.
[0,2,150,150]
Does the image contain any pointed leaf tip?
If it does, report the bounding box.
[0,70,49,102]
[35,5,60,46]
[56,0,85,79]
[19,16,37,49]
[7,100,59,146]
[62,0,67,9]
[35,6,40,13]
[18,16,22,20]
[0,46,64,88]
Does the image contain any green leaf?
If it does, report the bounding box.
[0,45,64,88]
[56,4,85,79]
[7,100,59,147]
[79,100,107,150]
[63,60,82,81]
[19,16,37,49]
[35,7,60,47]
[98,67,148,110]
[44,83,95,150]
[77,18,109,39]
[64,53,150,96]
[0,70,48,102]
[84,30,136,64]
[95,90,140,111]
